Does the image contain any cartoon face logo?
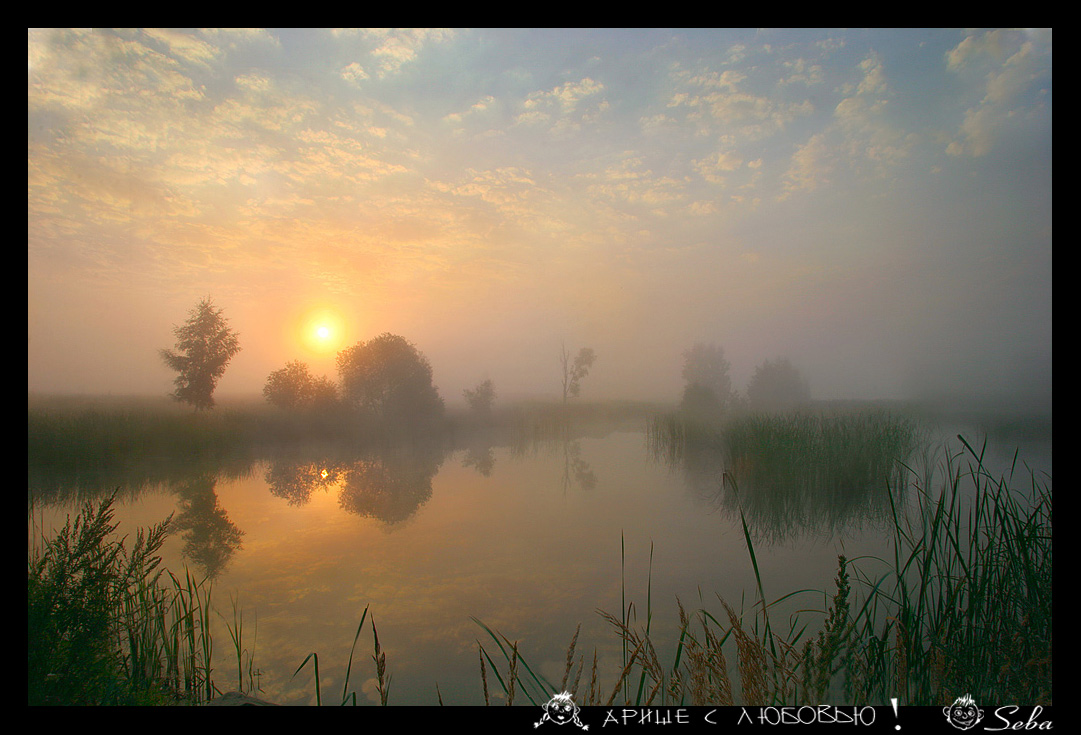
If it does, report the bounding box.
[943,694,984,730]
[536,692,588,730]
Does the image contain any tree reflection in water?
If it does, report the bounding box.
[265,460,340,506]
[263,442,446,527]
[171,474,244,578]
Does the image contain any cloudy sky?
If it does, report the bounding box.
[28,28,1052,410]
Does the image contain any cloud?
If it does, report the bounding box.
[692,150,744,185]
[340,62,369,84]
[141,28,221,66]
[338,28,457,78]
[944,29,1052,157]
[781,133,831,196]
[518,78,608,130]
[666,65,813,142]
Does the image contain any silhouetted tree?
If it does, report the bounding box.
[463,378,496,417]
[679,382,725,421]
[747,357,810,412]
[160,297,241,410]
[560,345,597,406]
[336,333,444,425]
[263,360,338,411]
[680,342,735,415]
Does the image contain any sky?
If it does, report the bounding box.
[28,28,1052,412]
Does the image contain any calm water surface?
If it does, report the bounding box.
[28,419,1051,706]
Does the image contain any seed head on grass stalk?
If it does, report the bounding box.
[560,623,581,693]
[479,645,490,706]
[506,641,518,706]
[372,615,391,705]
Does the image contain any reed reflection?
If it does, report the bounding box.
[650,409,920,543]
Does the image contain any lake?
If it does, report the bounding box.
[27,405,1052,706]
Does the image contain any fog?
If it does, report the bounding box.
[28,29,1052,418]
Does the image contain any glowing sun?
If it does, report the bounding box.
[298,307,347,354]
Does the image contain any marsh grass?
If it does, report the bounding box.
[649,408,923,540]
[292,606,394,706]
[477,433,1051,707]
[855,435,1053,704]
[28,492,225,705]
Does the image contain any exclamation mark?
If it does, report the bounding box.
[891,698,900,730]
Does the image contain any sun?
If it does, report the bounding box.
[297,306,347,355]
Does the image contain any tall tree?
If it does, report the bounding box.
[560,344,597,406]
[747,357,810,412]
[160,297,241,410]
[336,333,444,425]
[680,342,734,413]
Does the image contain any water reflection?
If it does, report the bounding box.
[508,416,598,494]
[170,474,244,578]
[338,443,444,526]
[649,411,920,544]
[462,444,496,476]
[260,441,446,528]
[265,459,340,506]
[561,440,597,493]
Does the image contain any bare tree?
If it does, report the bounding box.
[560,344,597,406]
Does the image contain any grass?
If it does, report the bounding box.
[475,432,1052,707]
[28,492,219,705]
[648,407,923,540]
[28,492,394,706]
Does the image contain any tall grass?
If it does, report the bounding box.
[27,493,256,705]
[649,408,922,540]
[476,433,1051,707]
[854,436,1052,704]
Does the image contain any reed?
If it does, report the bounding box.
[850,435,1053,704]
[476,432,1051,707]
[28,493,225,705]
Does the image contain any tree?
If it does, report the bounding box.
[747,357,810,412]
[160,297,241,410]
[263,360,338,411]
[679,382,725,422]
[560,345,597,406]
[336,333,444,425]
[680,342,734,414]
[463,378,496,417]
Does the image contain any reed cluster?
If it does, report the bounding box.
[29,493,210,704]
[27,493,267,705]
[476,435,1052,707]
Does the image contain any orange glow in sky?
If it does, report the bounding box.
[26,29,1052,406]
[296,306,348,358]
